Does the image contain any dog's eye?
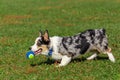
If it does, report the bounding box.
[37,40,41,46]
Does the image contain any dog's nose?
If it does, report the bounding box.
[29,47,31,50]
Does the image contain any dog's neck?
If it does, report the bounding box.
[48,36,62,54]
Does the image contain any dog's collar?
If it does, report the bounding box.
[48,48,53,56]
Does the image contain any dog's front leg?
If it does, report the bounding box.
[105,47,115,62]
[56,55,71,67]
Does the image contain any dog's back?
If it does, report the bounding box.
[58,29,108,57]
[81,29,108,51]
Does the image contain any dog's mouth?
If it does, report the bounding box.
[34,48,42,55]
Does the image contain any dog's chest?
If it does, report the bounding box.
[51,52,63,60]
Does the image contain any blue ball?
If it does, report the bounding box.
[26,51,35,59]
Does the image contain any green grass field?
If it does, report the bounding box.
[0,0,120,80]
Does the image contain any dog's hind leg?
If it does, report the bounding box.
[105,47,115,62]
[87,53,98,60]
[56,55,71,67]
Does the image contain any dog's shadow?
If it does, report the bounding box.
[71,56,108,63]
[30,58,54,67]
[30,56,109,67]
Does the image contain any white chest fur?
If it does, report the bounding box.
[51,52,63,60]
[49,36,63,60]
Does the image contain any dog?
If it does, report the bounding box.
[30,29,115,67]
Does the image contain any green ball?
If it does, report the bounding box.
[29,54,34,59]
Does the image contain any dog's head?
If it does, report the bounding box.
[30,30,50,55]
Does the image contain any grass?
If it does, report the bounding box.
[0,0,120,80]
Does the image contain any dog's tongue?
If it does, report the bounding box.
[34,48,42,55]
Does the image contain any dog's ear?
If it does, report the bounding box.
[43,30,50,42]
[39,30,42,36]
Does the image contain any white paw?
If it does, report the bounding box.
[87,53,97,60]
[109,56,115,63]
[107,52,115,63]
[87,57,92,60]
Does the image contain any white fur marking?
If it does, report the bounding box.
[56,55,71,67]
[107,52,115,62]
[31,37,40,51]
[51,52,62,60]
[50,36,62,55]
[87,53,97,60]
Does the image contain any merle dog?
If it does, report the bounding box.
[30,29,115,67]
